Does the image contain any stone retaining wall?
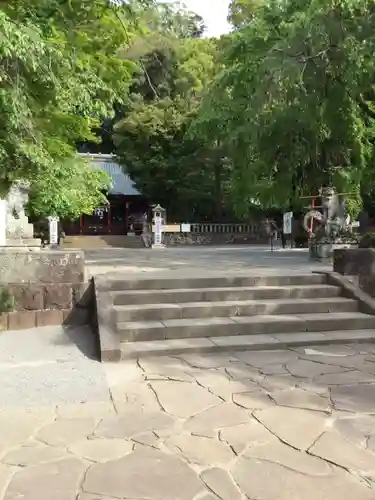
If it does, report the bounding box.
[333,248,375,296]
[165,233,269,246]
[0,249,93,331]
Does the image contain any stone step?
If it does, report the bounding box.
[62,235,143,249]
[114,297,358,322]
[117,312,375,343]
[120,329,375,358]
[109,273,326,292]
[112,284,341,305]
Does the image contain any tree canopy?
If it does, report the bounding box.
[194,0,375,217]
[228,0,263,28]
[27,158,111,220]
[134,1,206,38]
[0,0,135,215]
[4,0,375,222]
[113,9,234,221]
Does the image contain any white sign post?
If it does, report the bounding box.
[283,212,293,235]
[152,204,165,249]
[153,215,164,248]
[48,216,59,246]
[0,199,6,246]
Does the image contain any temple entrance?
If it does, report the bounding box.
[62,195,149,236]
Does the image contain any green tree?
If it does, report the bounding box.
[126,1,206,38]
[228,0,263,28]
[81,0,206,151]
[0,0,135,213]
[114,34,231,220]
[197,0,375,215]
[27,158,111,220]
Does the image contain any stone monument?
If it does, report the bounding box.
[303,187,357,259]
[0,182,41,250]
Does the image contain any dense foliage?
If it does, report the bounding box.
[0,286,14,313]
[195,0,375,217]
[27,157,111,220]
[0,0,135,215]
[228,0,262,28]
[3,0,375,222]
[113,10,233,220]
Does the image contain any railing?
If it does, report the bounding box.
[144,221,269,238]
[190,223,259,235]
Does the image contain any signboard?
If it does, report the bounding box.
[152,224,179,233]
[154,215,163,245]
[283,212,293,235]
[351,221,360,228]
[181,223,191,233]
[94,207,108,219]
[48,216,59,245]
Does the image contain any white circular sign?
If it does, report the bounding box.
[303,210,324,233]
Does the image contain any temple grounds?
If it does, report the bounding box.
[0,246,373,500]
[0,324,375,499]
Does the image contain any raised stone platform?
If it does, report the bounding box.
[3,239,41,250]
[0,249,92,330]
[334,248,375,296]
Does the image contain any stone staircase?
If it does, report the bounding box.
[98,273,375,359]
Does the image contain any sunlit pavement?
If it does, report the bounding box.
[1,247,366,500]
[84,245,330,278]
[0,325,375,499]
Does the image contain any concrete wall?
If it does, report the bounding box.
[0,250,92,330]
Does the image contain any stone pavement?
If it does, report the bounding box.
[84,246,330,278]
[1,325,375,499]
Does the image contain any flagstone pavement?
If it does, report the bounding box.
[1,327,375,499]
[84,245,330,278]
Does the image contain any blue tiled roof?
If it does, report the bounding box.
[80,154,141,196]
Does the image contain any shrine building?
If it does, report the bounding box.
[63,154,148,236]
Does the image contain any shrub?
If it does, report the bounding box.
[312,228,358,245]
[0,286,14,313]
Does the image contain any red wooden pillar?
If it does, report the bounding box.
[107,204,111,234]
